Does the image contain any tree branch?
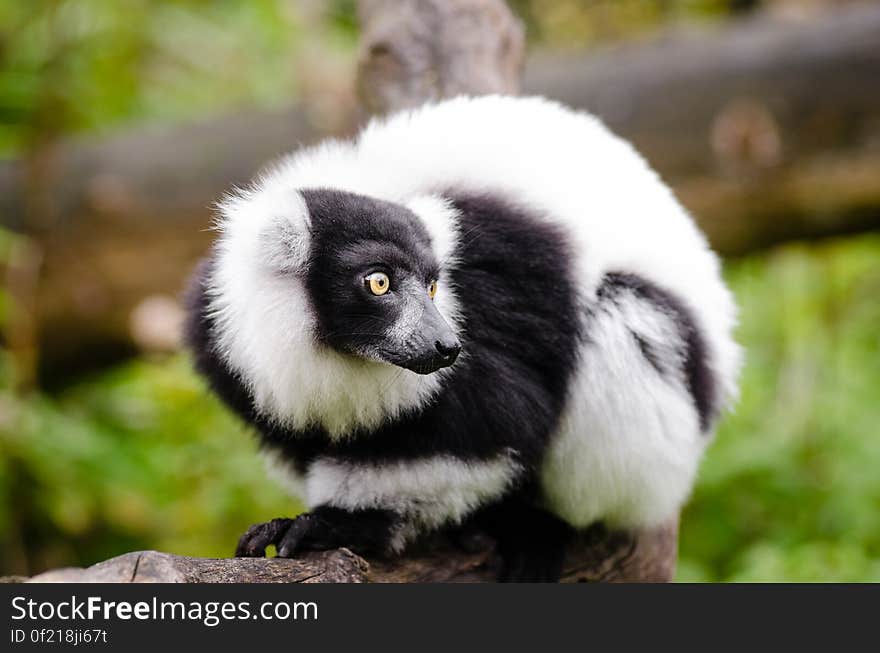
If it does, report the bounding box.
[356,0,524,114]
[21,521,677,583]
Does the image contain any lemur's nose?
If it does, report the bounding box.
[435,339,461,363]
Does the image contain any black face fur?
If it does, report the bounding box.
[300,189,460,374]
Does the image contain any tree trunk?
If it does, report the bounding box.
[356,0,524,114]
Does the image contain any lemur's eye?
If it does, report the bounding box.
[365,272,390,296]
[428,280,438,299]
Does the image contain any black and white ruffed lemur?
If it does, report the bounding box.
[185,95,741,582]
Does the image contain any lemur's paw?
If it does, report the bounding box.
[236,507,398,559]
[235,512,344,558]
[235,517,299,558]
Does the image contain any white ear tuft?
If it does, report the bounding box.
[218,183,312,275]
[260,189,311,273]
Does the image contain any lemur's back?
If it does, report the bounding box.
[277,95,739,397]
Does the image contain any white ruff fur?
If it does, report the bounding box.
[306,452,522,550]
[211,95,741,528]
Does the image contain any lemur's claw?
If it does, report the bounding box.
[276,514,317,557]
[235,517,296,558]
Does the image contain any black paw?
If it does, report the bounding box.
[235,514,324,558]
[235,507,398,558]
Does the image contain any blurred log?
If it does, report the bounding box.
[0,108,331,384]
[20,522,676,583]
[1,4,879,381]
[524,4,880,255]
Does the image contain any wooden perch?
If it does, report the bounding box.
[22,522,677,583]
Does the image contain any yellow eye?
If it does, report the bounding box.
[366,272,390,296]
[428,280,438,299]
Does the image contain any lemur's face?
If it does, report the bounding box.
[301,189,461,375]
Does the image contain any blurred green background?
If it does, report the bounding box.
[1,0,878,581]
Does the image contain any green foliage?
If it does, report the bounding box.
[509,0,734,49]
[678,234,880,581]
[0,0,354,156]
[0,355,296,574]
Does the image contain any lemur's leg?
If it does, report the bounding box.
[470,495,574,583]
[235,507,398,558]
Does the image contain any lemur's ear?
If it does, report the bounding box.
[217,185,311,275]
[259,189,311,274]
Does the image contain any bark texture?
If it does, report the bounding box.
[19,521,677,583]
[356,0,525,114]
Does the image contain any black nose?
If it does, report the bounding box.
[435,339,461,363]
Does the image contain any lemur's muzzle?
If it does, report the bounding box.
[393,299,461,375]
